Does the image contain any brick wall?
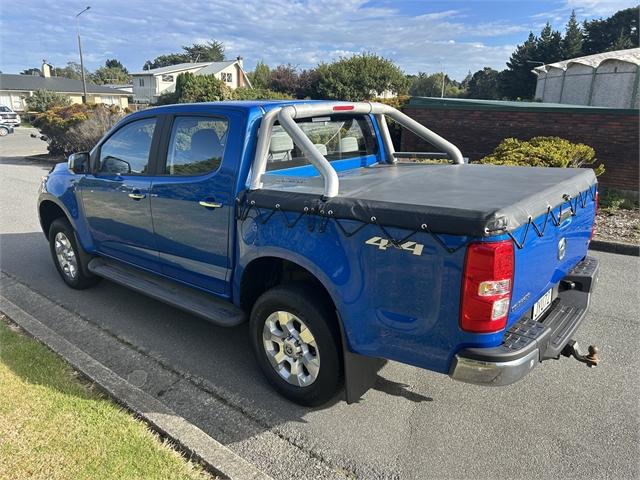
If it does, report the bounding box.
[401,106,639,192]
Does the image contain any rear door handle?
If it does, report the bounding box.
[199,199,222,209]
[128,191,146,200]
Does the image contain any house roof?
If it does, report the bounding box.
[131,62,212,76]
[532,48,640,74]
[195,61,237,75]
[0,74,130,95]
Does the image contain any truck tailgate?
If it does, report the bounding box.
[506,187,597,327]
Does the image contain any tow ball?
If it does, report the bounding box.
[561,340,600,367]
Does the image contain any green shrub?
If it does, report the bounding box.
[33,104,124,156]
[231,87,293,100]
[479,136,604,175]
[25,90,71,112]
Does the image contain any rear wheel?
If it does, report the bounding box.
[250,284,342,406]
[49,218,100,289]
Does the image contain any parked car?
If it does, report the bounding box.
[0,105,20,126]
[37,100,600,406]
[0,123,15,136]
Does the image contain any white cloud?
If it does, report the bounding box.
[565,0,638,16]
[0,0,557,80]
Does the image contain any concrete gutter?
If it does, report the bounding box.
[590,239,639,256]
[0,297,272,480]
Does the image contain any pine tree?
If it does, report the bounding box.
[501,32,539,100]
[562,10,583,59]
[538,23,564,63]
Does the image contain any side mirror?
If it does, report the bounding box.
[68,152,90,174]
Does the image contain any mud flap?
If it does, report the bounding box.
[337,312,387,404]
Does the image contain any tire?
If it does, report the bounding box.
[250,283,343,406]
[0,127,8,137]
[48,218,100,289]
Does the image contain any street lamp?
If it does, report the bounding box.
[75,6,91,103]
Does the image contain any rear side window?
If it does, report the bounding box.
[99,117,156,174]
[166,116,229,175]
[266,114,377,171]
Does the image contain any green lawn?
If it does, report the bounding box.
[0,317,210,480]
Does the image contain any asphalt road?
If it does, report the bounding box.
[1,149,638,480]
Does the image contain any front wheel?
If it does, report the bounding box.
[250,284,343,406]
[49,218,100,289]
[0,127,9,137]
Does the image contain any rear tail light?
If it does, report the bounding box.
[460,240,514,333]
[590,190,599,241]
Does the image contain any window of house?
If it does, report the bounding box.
[221,72,232,83]
[162,74,174,82]
[139,78,145,87]
[99,118,156,174]
[165,116,229,175]
[266,114,378,171]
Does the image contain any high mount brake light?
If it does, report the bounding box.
[333,105,355,111]
[460,241,514,333]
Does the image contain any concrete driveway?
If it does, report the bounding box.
[0,126,49,157]
[1,151,638,480]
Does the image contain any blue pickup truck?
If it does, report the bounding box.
[38,100,600,406]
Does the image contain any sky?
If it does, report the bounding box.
[0,0,637,80]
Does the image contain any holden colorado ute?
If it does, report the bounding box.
[37,100,600,406]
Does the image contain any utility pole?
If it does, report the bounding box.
[75,6,91,103]
[440,61,445,98]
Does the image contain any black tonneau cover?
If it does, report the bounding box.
[245,163,597,237]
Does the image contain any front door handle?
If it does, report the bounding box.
[128,192,146,200]
[199,200,222,209]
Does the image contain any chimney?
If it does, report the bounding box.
[236,56,243,69]
[42,61,52,78]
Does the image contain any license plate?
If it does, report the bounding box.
[532,289,553,320]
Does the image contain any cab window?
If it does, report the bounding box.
[165,116,228,175]
[99,118,156,174]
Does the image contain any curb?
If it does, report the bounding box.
[590,239,639,256]
[0,297,273,480]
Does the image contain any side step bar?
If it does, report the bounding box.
[88,258,246,327]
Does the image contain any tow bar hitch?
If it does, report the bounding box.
[561,340,600,367]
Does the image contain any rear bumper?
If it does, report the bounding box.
[449,256,599,386]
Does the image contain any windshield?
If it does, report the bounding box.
[266,114,378,172]
[0,106,11,112]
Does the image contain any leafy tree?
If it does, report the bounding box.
[583,6,639,54]
[20,68,41,76]
[25,90,71,112]
[562,10,584,59]
[296,68,320,98]
[144,40,225,69]
[171,72,231,103]
[466,68,501,99]
[409,72,462,98]
[268,64,299,95]
[105,58,128,73]
[314,53,408,101]
[92,66,131,85]
[247,60,271,89]
[182,40,224,62]
[54,61,91,81]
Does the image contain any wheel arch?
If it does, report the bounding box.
[38,198,71,239]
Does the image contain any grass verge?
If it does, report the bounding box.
[0,316,210,480]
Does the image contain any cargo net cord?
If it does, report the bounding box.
[237,197,470,254]
[238,185,597,254]
[505,185,598,249]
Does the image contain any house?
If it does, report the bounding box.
[131,57,250,103]
[532,48,640,109]
[0,63,130,111]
